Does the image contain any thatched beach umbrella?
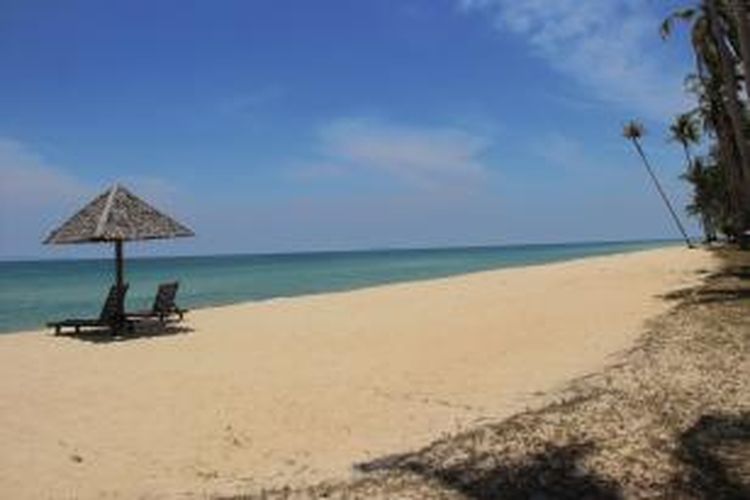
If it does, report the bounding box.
[44,184,194,327]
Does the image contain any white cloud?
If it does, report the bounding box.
[300,118,492,190]
[0,138,87,210]
[0,139,91,257]
[458,0,689,120]
[0,139,178,210]
[0,138,183,258]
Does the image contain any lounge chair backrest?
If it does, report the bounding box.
[100,284,128,321]
[153,282,179,314]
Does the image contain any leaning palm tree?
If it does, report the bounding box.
[623,121,693,248]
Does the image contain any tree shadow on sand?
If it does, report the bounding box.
[356,441,621,500]
[712,265,750,281]
[661,262,750,305]
[671,413,750,499]
[680,288,750,305]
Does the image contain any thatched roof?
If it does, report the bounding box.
[44,184,194,244]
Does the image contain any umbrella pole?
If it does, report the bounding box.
[114,240,124,333]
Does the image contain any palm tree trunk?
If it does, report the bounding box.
[730,0,750,103]
[702,213,716,242]
[707,0,750,230]
[716,108,746,235]
[630,138,693,248]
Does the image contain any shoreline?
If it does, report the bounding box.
[3,244,681,337]
[266,247,749,499]
[0,246,714,498]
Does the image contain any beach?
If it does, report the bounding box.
[0,247,715,498]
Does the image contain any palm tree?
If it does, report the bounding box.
[668,113,717,241]
[705,0,750,182]
[689,75,746,237]
[669,112,702,165]
[662,0,750,236]
[622,121,694,248]
[681,152,730,242]
[683,165,706,238]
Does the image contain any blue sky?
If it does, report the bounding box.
[1,0,699,258]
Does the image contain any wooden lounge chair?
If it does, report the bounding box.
[47,284,131,335]
[127,281,187,323]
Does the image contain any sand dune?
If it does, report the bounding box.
[0,247,715,498]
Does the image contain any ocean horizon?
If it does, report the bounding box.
[0,239,678,334]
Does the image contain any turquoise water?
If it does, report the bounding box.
[0,240,676,333]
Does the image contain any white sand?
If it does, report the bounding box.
[0,247,715,498]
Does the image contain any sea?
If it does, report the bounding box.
[0,240,677,334]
